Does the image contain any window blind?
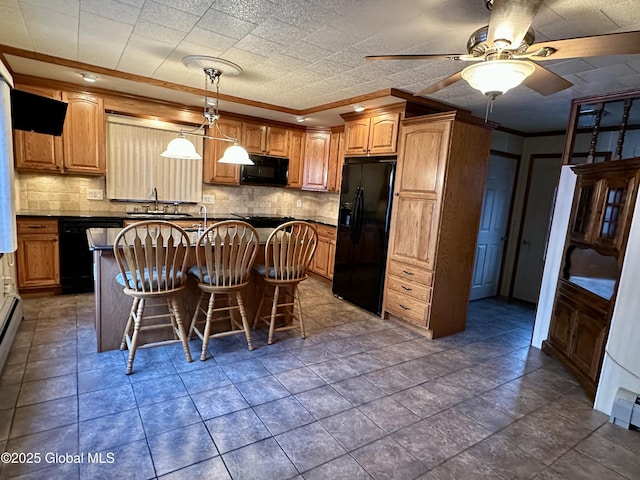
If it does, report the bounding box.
[106,114,203,203]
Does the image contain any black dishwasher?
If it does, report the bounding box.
[59,217,123,294]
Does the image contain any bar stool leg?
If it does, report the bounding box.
[126,298,145,375]
[170,296,193,363]
[200,292,216,361]
[268,285,279,345]
[235,291,254,351]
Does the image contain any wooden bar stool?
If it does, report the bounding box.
[253,221,317,345]
[113,220,193,375]
[188,221,259,360]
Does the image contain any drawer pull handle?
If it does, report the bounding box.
[27,225,47,229]
[399,304,411,310]
[402,270,414,276]
[401,285,412,291]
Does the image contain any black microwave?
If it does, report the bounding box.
[240,155,289,186]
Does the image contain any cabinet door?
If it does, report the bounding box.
[388,121,450,269]
[288,130,304,189]
[569,177,600,244]
[548,295,575,354]
[311,238,330,276]
[266,127,289,157]
[327,241,336,278]
[344,118,370,156]
[13,86,64,172]
[243,123,267,154]
[62,91,105,174]
[303,132,330,191]
[593,175,635,252]
[203,118,242,185]
[570,311,607,382]
[17,234,60,288]
[327,131,344,193]
[369,113,400,154]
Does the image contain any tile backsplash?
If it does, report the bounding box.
[15,173,339,220]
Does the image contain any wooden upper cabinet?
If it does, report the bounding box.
[242,122,289,157]
[327,130,344,193]
[61,91,105,174]
[344,112,400,156]
[302,131,331,191]
[13,85,64,172]
[288,129,305,189]
[203,118,242,185]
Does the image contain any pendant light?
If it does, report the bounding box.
[161,56,252,165]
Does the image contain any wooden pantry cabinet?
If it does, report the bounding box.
[16,217,60,292]
[13,86,105,175]
[382,112,492,338]
[287,129,305,189]
[302,131,331,191]
[327,128,344,193]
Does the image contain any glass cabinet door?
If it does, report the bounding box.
[593,175,634,251]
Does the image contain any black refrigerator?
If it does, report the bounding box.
[332,157,396,314]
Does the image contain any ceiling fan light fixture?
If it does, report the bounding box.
[461,60,535,96]
[219,144,253,165]
[353,104,365,112]
[161,134,202,160]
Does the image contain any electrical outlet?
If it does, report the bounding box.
[296,200,302,208]
[86,189,104,200]
[203,195,215,204]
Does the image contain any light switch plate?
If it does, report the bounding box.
[87,189,104,200]
[296,200,302,208]
[203,195,215,204]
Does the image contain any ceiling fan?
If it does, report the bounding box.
[366,0,640,99]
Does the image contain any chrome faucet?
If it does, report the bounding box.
[198,204,207,230]
[151,187,159,212]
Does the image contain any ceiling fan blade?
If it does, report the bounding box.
[415,71,464,95]
[487,0,544,48]
[365,53,473,61]
[526,31,640,60]
[521,61,572,96]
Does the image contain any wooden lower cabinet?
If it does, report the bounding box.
[382,112,492,338]
[309,223,336,280]
[16,218,60,292]
[543,280,609,399]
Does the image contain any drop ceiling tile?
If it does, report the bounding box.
[80,0,140,24]
[233,34,286,58]
[345,63,395,82]
[0,3,32,50]
[306,59,351,77]
[139,1,199,32]
[542,58,597,76]
[602,0,640,29]
[197,9,256,40]
[283,41,332,63]
[152,0,213,16]
[303,26,361,52]
[211,0,276,24]
[78,12,133,68]
[261,53,310,72]
[116,34,176,76]
[133,20,186,45]
[576,63,638,83]
[250,17,310,46]
[21,3,78,58]
[325,48,369,68]
[218,47,267,70]
[276,0,340,30]
[324,72,369,90]
[184,27,237,52]
[21,0,79,17]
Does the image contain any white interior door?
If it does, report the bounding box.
[470,154,517,300]
[512,155,562,303]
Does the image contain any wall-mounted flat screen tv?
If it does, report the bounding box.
[10,89,68,136]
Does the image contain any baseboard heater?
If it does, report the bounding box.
[610,387,640,430]
[0,294,23,372]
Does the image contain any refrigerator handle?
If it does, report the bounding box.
[350,187,360,243]
[354,187,365,244]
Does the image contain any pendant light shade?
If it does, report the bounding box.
[461,60,535,96]
[161,135,202,160]
[219,144,253,165]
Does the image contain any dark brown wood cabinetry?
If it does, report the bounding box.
[243,122,289,157]
[344,112,400,156]
[543,158,640,399]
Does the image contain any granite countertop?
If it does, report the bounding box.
[17,211,338,227]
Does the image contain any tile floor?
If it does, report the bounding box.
[1,278,639,479]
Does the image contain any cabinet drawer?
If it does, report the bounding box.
[314,223,336,240]
[18,218,58,234]
[386,275,431,302]
[385,289,429,326]
[387,260,432,286]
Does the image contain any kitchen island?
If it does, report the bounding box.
[87,226,278,352]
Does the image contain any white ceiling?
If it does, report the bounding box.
[1,0,640,133]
